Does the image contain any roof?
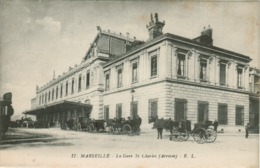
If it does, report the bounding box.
[23,101,92,115]
[84,28,138,60]
[104,33,252,67]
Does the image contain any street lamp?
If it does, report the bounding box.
[130,88,135,118]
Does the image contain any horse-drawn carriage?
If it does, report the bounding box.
[105,117,141,135]
[152,118,217,144]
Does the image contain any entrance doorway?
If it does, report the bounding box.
[175,99,187,122]
[198,101,209,122]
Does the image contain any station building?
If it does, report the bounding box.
[25,13,256,132]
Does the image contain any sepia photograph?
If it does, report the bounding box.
[0,0,259,168]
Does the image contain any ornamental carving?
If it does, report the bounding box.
[227,61,232,69]
[208,55,214,64]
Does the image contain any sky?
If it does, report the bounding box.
[0,0,259,118]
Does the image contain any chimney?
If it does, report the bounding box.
[146,13,165,41]
[194,25,213,46]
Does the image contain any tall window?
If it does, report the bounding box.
[149,99,158,120]
[132,62,138,83]
[117,68,122,87]
[198,101,209,122]
[218,103,228,125]
[60,83,63,98]
[52,88,55,101]
[104,106,109,121]
[86,71,90,89]
[151,55,157,77]
[45,93,47,103]
[48,91,50,102]
[237,68,243,88]
[42,94,44,104]
[71,78,74,94]
[65,81,68,96]
[220,63,226,85]
[175,99,187,122]
[236,106,244,125]
[116,104,122,119]
[105,72,110,91]
[56,86,58,99]
[200,59,207,81]
[78,75,82,92]
[177,54,185,76]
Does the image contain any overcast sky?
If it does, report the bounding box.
[0,0,259,118]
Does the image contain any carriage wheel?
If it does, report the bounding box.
[122,124,132,135]
[193,128,206,144]
[205,128,217,143]
[170,130,183,141]
[180,130,189,141]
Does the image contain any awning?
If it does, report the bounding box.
[23,100,92,115]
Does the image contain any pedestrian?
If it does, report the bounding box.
[213,119,218,132]
[154,117,163,139]
[245,123,250,138]
[137,115,142,129]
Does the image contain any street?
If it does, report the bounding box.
[0,128,259,168]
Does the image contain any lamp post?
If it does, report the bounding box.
[130,88,135,118]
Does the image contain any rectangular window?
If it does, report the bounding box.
[200,59,207,81]
[78,75,82,92]
[236,106,244,125]
[177,54,185,76]
[86,71,90,89]
[198,101,209,122]
[104,106,109,121]
[60,83,63,98]
[65,81,68,96]
[56,86,58,99]
[116,104,122,119]
[105,73,110,91]
[132,62,138,83]
[48,91,50,102]
[175,99,187,122]
[149,99,158,120]
[45,93,47,103]
[52,88,54,101]
[130,101,138,119]
[117,68,122,87]
[71,78,74,94]
[218,103,228,125]
[237,68,243,88]
[42,94,44,104]
[220,63,226,85]
[151,56,157,77]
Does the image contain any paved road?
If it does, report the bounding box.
[0,128,258,168]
